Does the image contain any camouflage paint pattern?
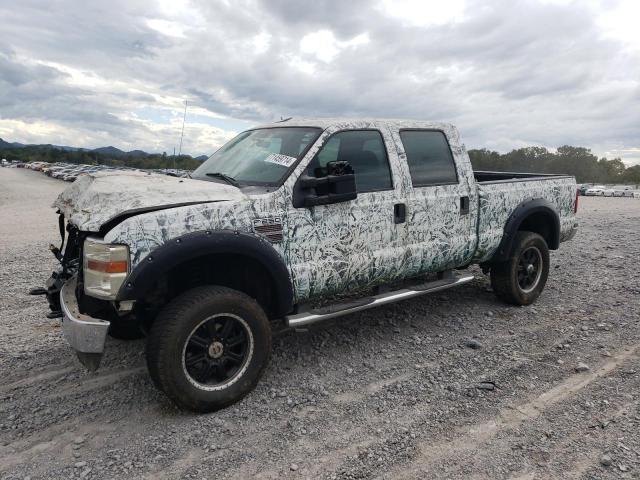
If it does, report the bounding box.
[473,177,577,262]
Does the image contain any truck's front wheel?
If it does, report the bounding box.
[490,231,550,306]
[146,286,271,412]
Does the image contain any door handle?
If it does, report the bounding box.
[394,203,406,224]
[460,196,470,215]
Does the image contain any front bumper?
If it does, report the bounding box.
[60,275,110,370]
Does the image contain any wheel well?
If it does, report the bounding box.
[518,211,558,249]
[140,254,278,321]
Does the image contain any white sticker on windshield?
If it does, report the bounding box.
[264,153,297,168]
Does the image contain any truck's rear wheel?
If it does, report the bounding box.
[146,286,271,412]
[491,231,549,305]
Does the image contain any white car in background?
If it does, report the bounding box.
[603,188,615,197]
[585,186,606,196]
[613,186,636,197]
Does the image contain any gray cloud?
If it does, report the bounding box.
[0,0,638,163]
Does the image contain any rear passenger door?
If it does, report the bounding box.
[395,129,476,276]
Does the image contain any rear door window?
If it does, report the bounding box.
[399,130,458,186]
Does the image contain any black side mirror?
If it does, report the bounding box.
[293,160,357,208]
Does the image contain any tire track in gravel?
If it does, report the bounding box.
[321,302,598,415]
[42,366,147,400]
[332,370,416,404]
[0,365,150,457]
[529,377,639,479]
[493,397,638,479]
[388,343,639,479]
[146,368,414,479]
[0,364,76,394]
[0,414,123,472]
[0,365,146,408]
[211,352,533,478]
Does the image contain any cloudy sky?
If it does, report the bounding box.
[1,0,639,164]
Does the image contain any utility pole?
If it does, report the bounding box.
[177,99,188,170]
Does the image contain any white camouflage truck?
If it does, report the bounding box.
[35,118,578,412]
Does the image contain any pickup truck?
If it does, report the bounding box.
[36,118,578,412]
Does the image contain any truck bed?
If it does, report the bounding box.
[474,170,573,184]
[472,174,577,263]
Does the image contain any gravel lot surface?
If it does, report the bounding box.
[1,167,639,479]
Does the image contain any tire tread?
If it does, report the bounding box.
[490,231,549,306]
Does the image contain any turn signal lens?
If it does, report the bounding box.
[86,259,128,274]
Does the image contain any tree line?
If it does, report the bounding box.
[1,145,205,171]
[468,145,640,184]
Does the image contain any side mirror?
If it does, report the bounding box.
[293,160,357,208]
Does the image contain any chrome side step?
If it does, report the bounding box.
[285,274,475,328]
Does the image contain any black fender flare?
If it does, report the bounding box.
[116,230,294,317]
[492,198,560,262]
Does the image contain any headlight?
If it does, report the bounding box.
[83,237,130,299]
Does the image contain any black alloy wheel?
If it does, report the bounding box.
[491,231,550,306]
[516,246,543,293]
[182,313,251,390]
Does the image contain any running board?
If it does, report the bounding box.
[285,274,475,328]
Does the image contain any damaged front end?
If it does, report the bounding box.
[59,275,110,371]
[31,211,81,316]
[32,212,110,371]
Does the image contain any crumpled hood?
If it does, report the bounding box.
[53,171,246,232]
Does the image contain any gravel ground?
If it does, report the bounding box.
[0,167,639,480]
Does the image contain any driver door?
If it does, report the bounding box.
[283,127,407,302]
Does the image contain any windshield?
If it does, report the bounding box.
[192,127,322,186]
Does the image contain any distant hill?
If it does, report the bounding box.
[0,138,88,152]
[0,138,26,149]
[0,138,207,160]
[0,137,209,171]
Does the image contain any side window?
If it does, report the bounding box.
[308,130,392,193]
[399,130,458,186]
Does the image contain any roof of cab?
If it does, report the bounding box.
[255,117,457,132]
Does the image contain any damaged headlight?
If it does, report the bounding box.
[83,237,130,300]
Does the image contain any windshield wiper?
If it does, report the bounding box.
[205,172,240,187]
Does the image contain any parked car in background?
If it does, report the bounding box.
[603,188,615,197]
[585,186,605,196]
[578,184,592,195]
[613,186,635,197]
[13,160,192,183]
